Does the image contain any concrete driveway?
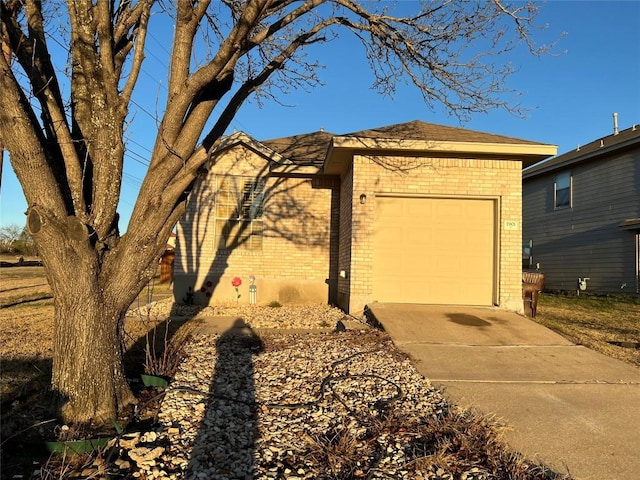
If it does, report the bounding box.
[367,303,640,480]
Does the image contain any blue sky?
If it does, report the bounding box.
[1,0,639,231]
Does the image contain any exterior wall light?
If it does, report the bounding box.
[359,194,367,205]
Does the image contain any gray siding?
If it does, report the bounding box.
[523,148,640,293]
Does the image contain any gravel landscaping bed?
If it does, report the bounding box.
[128,301,349,330]
[151,329,450,479]
[45,304,567,479]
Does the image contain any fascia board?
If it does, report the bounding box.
[524,136,640,180]
[213,132,287,165]
[331,136,556,156]
[323,137,556,173]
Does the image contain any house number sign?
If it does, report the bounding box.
[504,220,519,230]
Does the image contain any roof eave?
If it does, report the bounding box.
[524,134,640,180]
[618,218,640,231]
[323,137,557,174]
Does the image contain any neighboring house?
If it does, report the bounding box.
[175,120,555,314]
[166,231,177,251]
[522,122,640,294]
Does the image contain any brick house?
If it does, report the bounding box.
[174,120,556,314]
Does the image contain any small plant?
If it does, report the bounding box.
[304,427,362,477]
[267,300,282,308]
[144,319,194,379]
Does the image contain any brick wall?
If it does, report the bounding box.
[343,154,523,313]
[174,145,335,306]
[336,165,354,311]
[175,143,524,313]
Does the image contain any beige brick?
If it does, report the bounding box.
[177,142,524,314]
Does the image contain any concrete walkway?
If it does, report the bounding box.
[368,304,640,480]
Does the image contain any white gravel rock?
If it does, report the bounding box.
[113,305,507,479]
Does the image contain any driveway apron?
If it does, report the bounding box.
[368,304,640,480]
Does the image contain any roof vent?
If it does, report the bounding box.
[633,125,637,131]
[320,127,324,132]
[600,139,604,147]
[576,145,580,151]
[613,112,619,135]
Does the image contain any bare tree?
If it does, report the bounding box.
[0,223,22,252]
[0,0,552,424]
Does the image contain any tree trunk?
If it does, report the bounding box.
[30,211,139,424]
[52,292,136,424]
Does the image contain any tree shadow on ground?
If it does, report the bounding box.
[0,358,58,479]
[187,318,264,478]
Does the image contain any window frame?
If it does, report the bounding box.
[554,171,572,209]
[214,175,266,251]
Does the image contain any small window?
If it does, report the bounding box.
[554,171,571,208]
[214,176,265,250]
[522,244,532,270]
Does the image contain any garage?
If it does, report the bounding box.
[373,196,496,305]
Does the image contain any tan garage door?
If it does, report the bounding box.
[373,196,496,305]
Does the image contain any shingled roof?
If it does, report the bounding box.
[261,120,552,166]
[342,120,547,146]
[524,124,640,179]
[261,131,335,167]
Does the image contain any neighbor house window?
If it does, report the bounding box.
[522,241,533,270]
[554,171,571,208]
[214,175,265,250]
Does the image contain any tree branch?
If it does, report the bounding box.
[0,45,67,217]
[2,0,87,215]
[120,1,151,104]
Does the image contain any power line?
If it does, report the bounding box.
[148,30,172,56]
[125,147,151,167]
[127,138,153,154]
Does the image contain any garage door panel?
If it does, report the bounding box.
[373,196,495,305]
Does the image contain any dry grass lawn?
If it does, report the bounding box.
[1,266,55,404]
[534,293,640,367]
[0,264,172,402]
